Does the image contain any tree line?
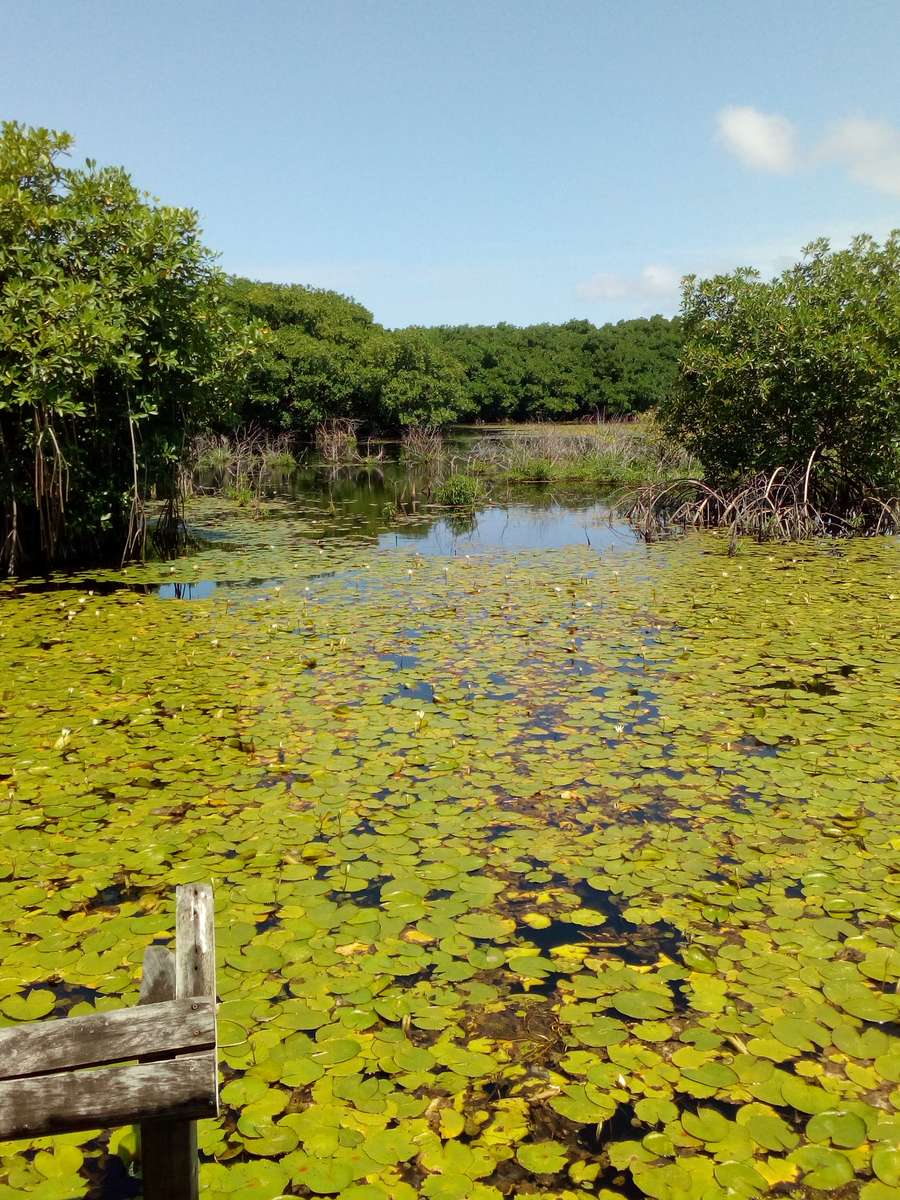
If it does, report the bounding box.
[226,277,682,433]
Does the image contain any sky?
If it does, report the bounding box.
[3,0,899,328]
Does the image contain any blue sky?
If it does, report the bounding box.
[3,0,899,327]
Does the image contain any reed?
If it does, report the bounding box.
[189,427,296,502]
[466,417,696,485]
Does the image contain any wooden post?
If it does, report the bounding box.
[140,884,216,1200]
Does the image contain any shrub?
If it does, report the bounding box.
[661,234,900,509]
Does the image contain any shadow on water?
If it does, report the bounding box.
[85,1154,141,1199]
[527,879,684,967]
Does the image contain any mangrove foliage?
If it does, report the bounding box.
[0,121,252,575]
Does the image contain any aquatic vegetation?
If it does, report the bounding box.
[191,430,298,495]
[468,419,697,488]
[401,426,445,464]
[315,420,363,465]
[0,503,897,1199]
[432,474,486,507]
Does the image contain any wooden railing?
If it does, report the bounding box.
[0,884,217,1200]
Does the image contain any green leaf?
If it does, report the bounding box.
[789,1145,854,1190]
[806,1109,868,1149]
[2,989,56,1021]
[516,1140,568,1174]
[609,989,672,1019]
[365,1128,418,1166]
[872,1145,900,1187]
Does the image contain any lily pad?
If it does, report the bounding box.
[516,1141,568,1174]
[806,1109,868,1149]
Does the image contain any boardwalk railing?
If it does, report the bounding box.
[0,883,217,1200]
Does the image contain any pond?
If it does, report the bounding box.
[0,468,898,1200]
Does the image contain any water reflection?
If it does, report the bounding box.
[378,501,634,555]
[197,440,639,557]
[156,579,219,600]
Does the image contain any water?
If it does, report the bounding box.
[378,500,632,555]
[196,445,637,559]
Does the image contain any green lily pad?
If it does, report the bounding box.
[2,989,56,1021]
[781,1076,833,1115]
[609,989,672,1019]
[682,1107,731,1142]
[806,1109,868,1148]
[789,1145,855,1190]
[311,1037,362,1065]
[365,1128,418,1166]
[873,1145,900,1187]
[679,1060,738,1089]
[516,1140,568,1174]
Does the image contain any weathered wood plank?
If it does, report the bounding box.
[0,998,214,1082]
[175,883,216,1001]
[140,945,176,1004]
[0,1052,217,1140]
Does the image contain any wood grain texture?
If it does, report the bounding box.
[0,999,215,1081]
[140,946,176,1005]
[0,1052,217,1140]
[175,883,216,1002]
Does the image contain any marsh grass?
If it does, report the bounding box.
[467,417,696,486]
[432,473,486,506]
[315,418,386,465]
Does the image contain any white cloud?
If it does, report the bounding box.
[717,105,797,173]
[818,116,900,196]
[575,264,681,304]
[716,105,900,197]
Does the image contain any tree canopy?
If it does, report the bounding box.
[413,316,682,423]
[0,121,250,573]
[223,278,468,433]
[225,279,682,435]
